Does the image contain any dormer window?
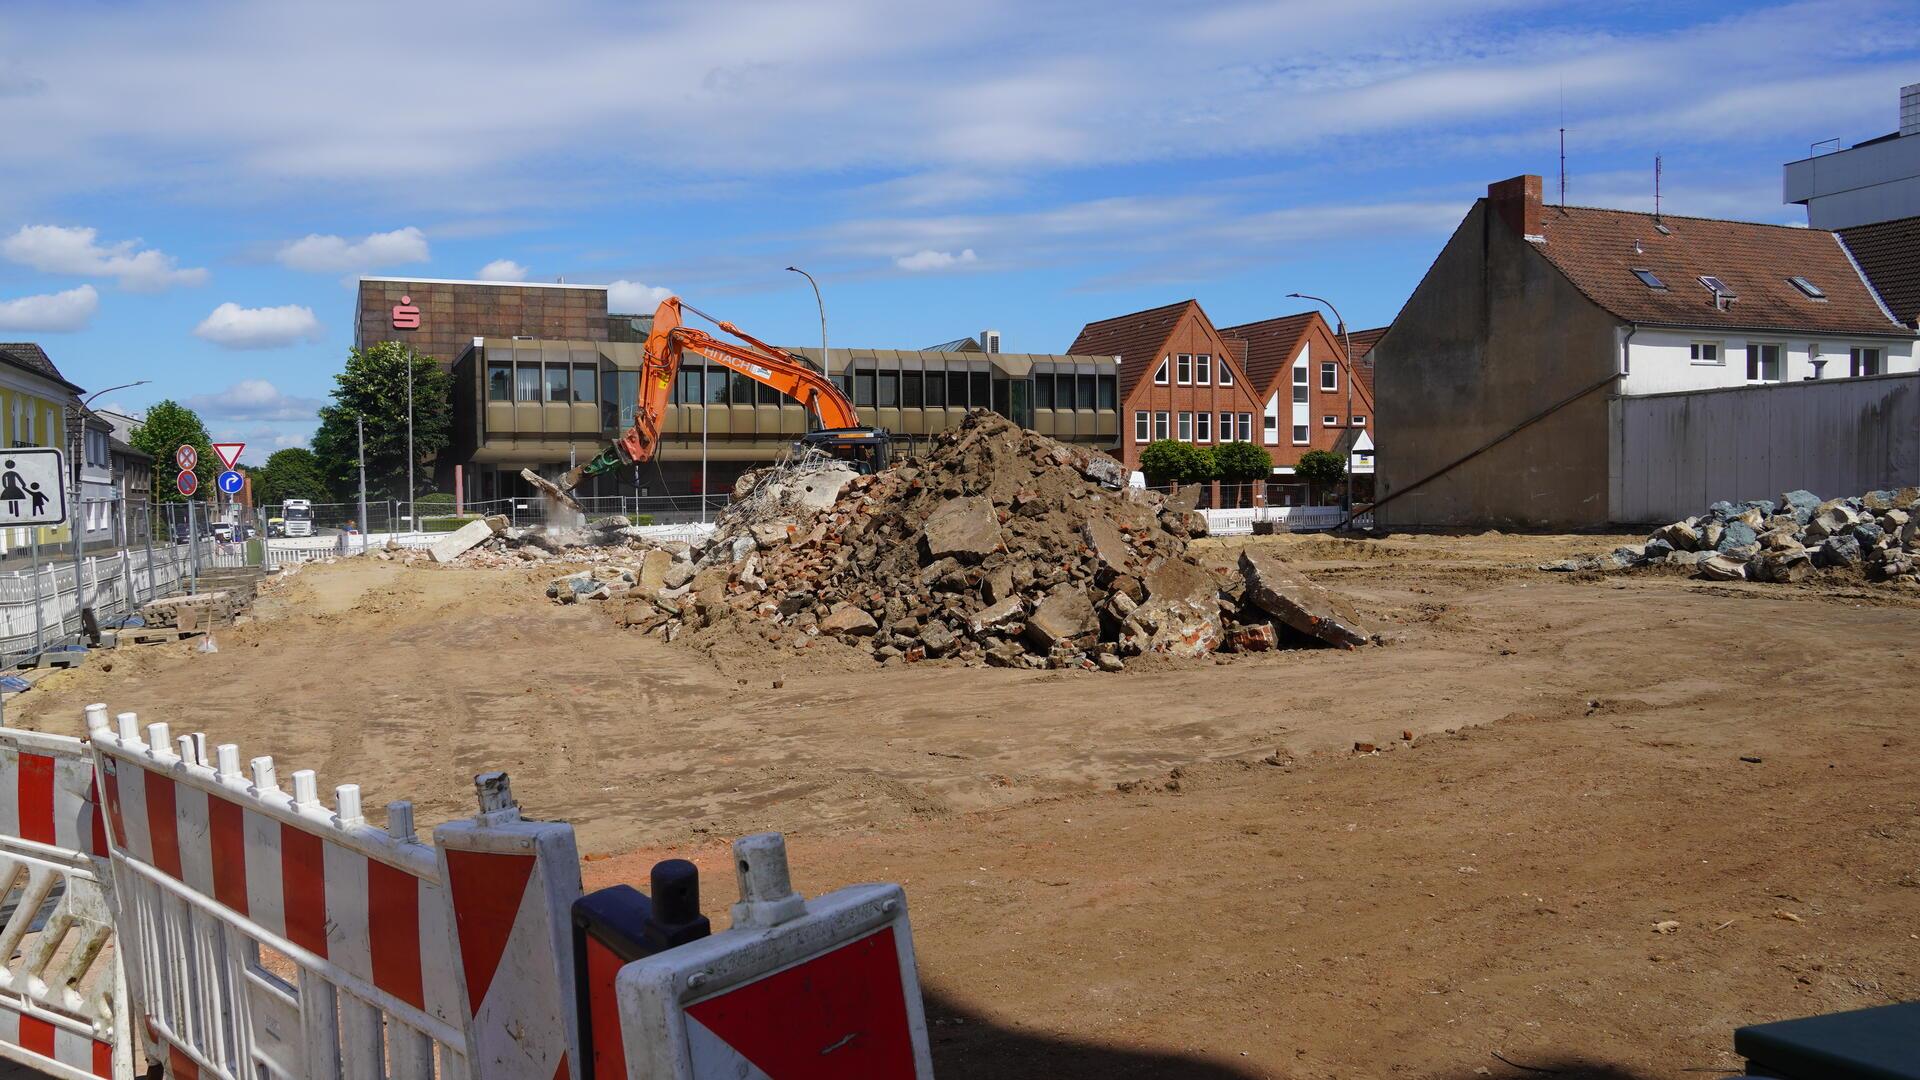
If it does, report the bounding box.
[1631,268,1665,289]
[1788,276,1826,299]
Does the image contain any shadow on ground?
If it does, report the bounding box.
[924,989,1677,1079]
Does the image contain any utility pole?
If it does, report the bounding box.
[68,380,148,633]
[1286,292,1356,527]
[357,415,370,555]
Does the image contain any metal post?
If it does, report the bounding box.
[142,507,155,604]
[700,367,709,525]
[407,352,416,534]
[29,539,43,656]
[1285,291,1356,526]
[187,499,199,593]
[357,415,370,556]
[786,266,829,380]
[69,450,90,628]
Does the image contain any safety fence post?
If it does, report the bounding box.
[433,771,584,1080]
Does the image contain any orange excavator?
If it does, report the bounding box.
[534,295,894,508]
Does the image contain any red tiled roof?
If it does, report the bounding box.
[1839,215,1920,329]
[1067,299,1198,401]
[1346,326,1388,360]
[0,343,84,394]
[1216,312,1316,400]
[1531,206,1907,336]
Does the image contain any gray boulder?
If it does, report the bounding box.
[1716,520,1758,553]
[1779,489,1820,524]
[1818,534,1862,567]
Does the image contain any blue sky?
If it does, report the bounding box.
[1,0,1914,462]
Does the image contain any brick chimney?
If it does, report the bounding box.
[1488,174,1543,239]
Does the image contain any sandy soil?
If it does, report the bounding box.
[17,531,1920,1078]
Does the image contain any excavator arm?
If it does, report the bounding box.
[530,296,873,508]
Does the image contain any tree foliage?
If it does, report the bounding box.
[310,342,452,501]
[127,400,214,504]
[1212,440,1273,481]
[1295,448,1347,488]
[252,448,330,506]
[1138,439,1215,486]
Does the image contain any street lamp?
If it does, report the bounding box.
[785,266,829,379]
[70,379,149,631]
[1285,292,1355,527]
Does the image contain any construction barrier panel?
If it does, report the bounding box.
[0,720,133,1078]
[616,832,933,1080]
[0,705,929,1080]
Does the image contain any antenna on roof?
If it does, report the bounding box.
[1557,80,1567,208]
[1653,154,1662,225]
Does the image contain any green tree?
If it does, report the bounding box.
[127,400,214,504]
[310,342,451,500]
[1295,448,1347,494]
[1212,440,1273,481]
[1138,439,1215,486]
[252,448,331,506]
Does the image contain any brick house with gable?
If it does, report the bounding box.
[1217,311,1377,486]
[1067,300,1266,474]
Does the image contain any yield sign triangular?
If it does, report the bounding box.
[212,442,245,470]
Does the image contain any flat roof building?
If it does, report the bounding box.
[353,278,1120,505]
[1784,83,1920,230]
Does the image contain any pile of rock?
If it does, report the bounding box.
[612,411,1373,670]
[1542,487,1920,583]
[441,514,676,568]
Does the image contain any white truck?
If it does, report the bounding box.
[282,498,314,537]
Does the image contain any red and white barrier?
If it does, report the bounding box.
[616,832,934,1080]
[87,706,500,1079]
[434,771,583,1080]
[0,722,132,1079]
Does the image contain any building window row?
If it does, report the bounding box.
[1033,372,1119,412]
[1134,410,1256,444]
[488,360,598,404]
[1154,353,1233,387]
[1683,340,1886,380]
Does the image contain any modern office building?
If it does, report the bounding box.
[1783,83,1920,230]
[353,278,1120,503]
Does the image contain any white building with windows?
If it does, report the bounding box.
[1371,173,1919,529]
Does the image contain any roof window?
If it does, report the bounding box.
[1788,275,1826,299]
[1653,222,1672,236]
[1699,275,1734,296]
[1631,268,1666,290]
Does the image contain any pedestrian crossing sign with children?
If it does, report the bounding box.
[0,448,68,528]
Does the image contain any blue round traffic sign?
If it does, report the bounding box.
[176,469,199,497]
[218,469,244,495]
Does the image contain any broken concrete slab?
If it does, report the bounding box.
[819,604,879,637]
[429,518,497,563]
[1120,597,1223,658]
[967,596,1026,637]
[921,495,1000,563]
[1238,549,1369,649]
[1024,584,1098,650]
[637,548,676,594]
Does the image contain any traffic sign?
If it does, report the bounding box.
[217,470,244,495]
[0,448,68,527]
[212,442,244,470]
[174,444,198,471]
[176,470,199,498]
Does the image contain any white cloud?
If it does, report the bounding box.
[0,284,98,332]
[276,226,429,273]
[607,279,673,311]
[1,225,207,291]
[185,378,325,421]
[192,303,324,349]
[894,248,978,271]
[477,258,528,281]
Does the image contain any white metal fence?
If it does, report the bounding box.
[1201,506,1374,535]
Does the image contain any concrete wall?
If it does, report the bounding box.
[1610,372,1920,524]
[1622,327,1917,395]
[1373,200,1622,529]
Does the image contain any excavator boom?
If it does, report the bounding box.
[541,296,887,508]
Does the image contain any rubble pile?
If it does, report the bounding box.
[607,412,1374,670]
[435,514,673,569]
[1542,487,1920,584]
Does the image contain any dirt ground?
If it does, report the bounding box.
[17,530,1920,1078]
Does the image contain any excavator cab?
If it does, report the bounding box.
[795,425,895,474]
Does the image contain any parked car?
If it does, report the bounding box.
[211,522,234,542]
